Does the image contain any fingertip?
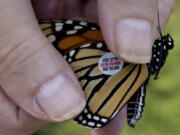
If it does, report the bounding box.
[98,0,158,64]
[118,52,151,64]
[0,0,87,125]
[115,18,153,64]
[35,73,86,122]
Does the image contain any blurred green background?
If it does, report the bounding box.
[34,2,180,135]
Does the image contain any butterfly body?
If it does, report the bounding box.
[39,20,174,129]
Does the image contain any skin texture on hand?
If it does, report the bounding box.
[0,0,176,135]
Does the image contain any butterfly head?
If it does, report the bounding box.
[160,34,174,49]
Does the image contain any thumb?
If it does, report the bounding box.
[98,0,158,63]
[0,0,85,122]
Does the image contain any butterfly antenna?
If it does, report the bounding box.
[157,11,163,38]
[154,11,164,79]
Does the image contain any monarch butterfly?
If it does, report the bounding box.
[39,19,174,129]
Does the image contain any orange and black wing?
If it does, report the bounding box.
[39,20,149,128]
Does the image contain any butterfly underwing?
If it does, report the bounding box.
[39,20,174,129]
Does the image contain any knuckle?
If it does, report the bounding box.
[0,33,47,81]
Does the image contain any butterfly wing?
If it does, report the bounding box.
[39,20,149,128]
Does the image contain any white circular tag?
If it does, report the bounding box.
[98,52,124,75]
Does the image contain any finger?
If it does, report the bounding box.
[0,86,18,132]
[0,0,85,122]
[17,109,46,134]
[159,0,176,28]
[91,105,127,135]
[0,86,46,135]
[32,0,99,22]
[32,0,82,19]
[32,0,66,19]
[98,0,158,63]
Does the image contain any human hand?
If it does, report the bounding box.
[0,0,175,135]
[0,0,86,135]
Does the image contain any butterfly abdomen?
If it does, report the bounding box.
[127,81,147,128]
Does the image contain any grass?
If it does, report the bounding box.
[34,2,180,135]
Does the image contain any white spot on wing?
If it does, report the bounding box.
[78,115,83,121]
[67,30,78,35]
[84,109,88,113]
[88,122,95,127]
[101,118,108,123]
[69,50,75,57]
[74,25,83,30]
[80,44,91,48]
[93,116,100,121]
[87,114,92,119]
[48,35,56,42]
[80,21,87,26]
[82,120,87,124]
[68,58,72,63]
[55,25,63,32]
[65,20,73,24]
[91,27,97,30]
[97,124,102,128]
[55,23,64,26]
[97,43,103,48]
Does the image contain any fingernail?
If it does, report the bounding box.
[115,18,153,63]
[35,74,86,121]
